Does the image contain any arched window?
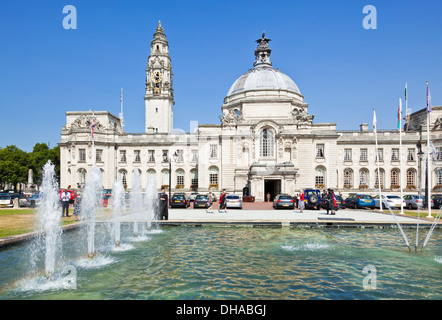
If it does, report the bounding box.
[343,168,353,188]
[161,169,169,187]
[209,166,219,187]
[315,167,326,188]
[118,169,127,186]
[374,168,384,188]
[260,128,274,158]
[147,169,156,184]
[176,169,185,187]
[78,168,87,188]
[391,169,400,187]
[406,169,416,188]
[359,169,369,187]
[190,169,198,189]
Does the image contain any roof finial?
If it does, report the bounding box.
[156,20,164,33]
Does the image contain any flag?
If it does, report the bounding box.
[120,88,123,104]
[405,82,407,101]
[373,109,377,131]
[398,98,402,130]
[427,81,432,113]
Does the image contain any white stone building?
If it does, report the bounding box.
[59,23,442,201]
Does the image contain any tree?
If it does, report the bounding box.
[0,145,29,191]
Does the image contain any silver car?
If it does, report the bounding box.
[225,194,242,209]
[403,195,425,209]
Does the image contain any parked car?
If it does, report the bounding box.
[225,194,242,209]
[403,195,428,209]
[431,194,442,209]
[170,193,190,208]
[193,194,209,209]
[303,189,322,210]
[344,194,375,209]
[9,193,30,207]
[188,193,199,202]
[273,194,295,209]
[0,194,13,208]
[373,194,406,209]
[28,194,42,208]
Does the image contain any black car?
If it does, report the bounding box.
[170,193,190,208]
[273,194,295,209]
[193,194,209,209]
[432,194,442,209]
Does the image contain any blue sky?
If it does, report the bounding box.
[1,0,441,152]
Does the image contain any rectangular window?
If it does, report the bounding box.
[176,149,184,163]
[376,148,383,162]
[210,145,218,159]
[391,148,399,161]
[209,173,218,185]
[79,149,86,162]
[344,149,352,161]
[176,175,184,186]
[360,148,368,161]
[120,150,126,162]
[96,149,103,162]
[148,150,155,162]
[436,147,442,161]
[191,150,198,163]
[134,150,141,162]
[316,144,325,158]
[407,148,415,161]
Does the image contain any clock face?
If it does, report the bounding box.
[152,71,162,83]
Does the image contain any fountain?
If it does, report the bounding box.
[144,177,158,231]
[112,178,125,247]
[130,169,143,237]
[80,165,102,259]
[33,161,61,279]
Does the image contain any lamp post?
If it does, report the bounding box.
[163,150,178,207]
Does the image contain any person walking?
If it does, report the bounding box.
[298,192,305,213]
[206,191,214,213]
[73,192,81,221]
[158,187,169,220]
[60,189,71,217]
[219,189,227,213]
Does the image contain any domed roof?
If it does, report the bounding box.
[227,66,301,96]
[226,33,301,97]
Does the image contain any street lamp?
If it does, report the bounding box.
[163,150,178,207]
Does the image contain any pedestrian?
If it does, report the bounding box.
[326,189,336,215]
[219,189,228,213]
[158,187,169,220]
[60,188,71,217]
[206,191,214,213]
[73,192,81,221]
[298,192,305,213]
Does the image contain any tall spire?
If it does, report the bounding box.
[254,32,272,67]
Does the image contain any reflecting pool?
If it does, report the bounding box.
[0,225,441,299]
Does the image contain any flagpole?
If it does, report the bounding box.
[426,81,432,218]
[91,110,96,166]
[119,88,124,133]
[399,99,404,214]
[374,108,382,210]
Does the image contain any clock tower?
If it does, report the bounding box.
[145,21,174,133]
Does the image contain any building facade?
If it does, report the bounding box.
[59,23,442,201]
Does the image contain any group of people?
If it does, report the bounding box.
[60,188,81,221]
[155,188,228,220]
[295,189,337,215]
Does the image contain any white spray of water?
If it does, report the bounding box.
[35,161,61,278]
[144,177,158,230]
[112,178,125,246]
[81,165,102,258]
[130,169,143,237]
